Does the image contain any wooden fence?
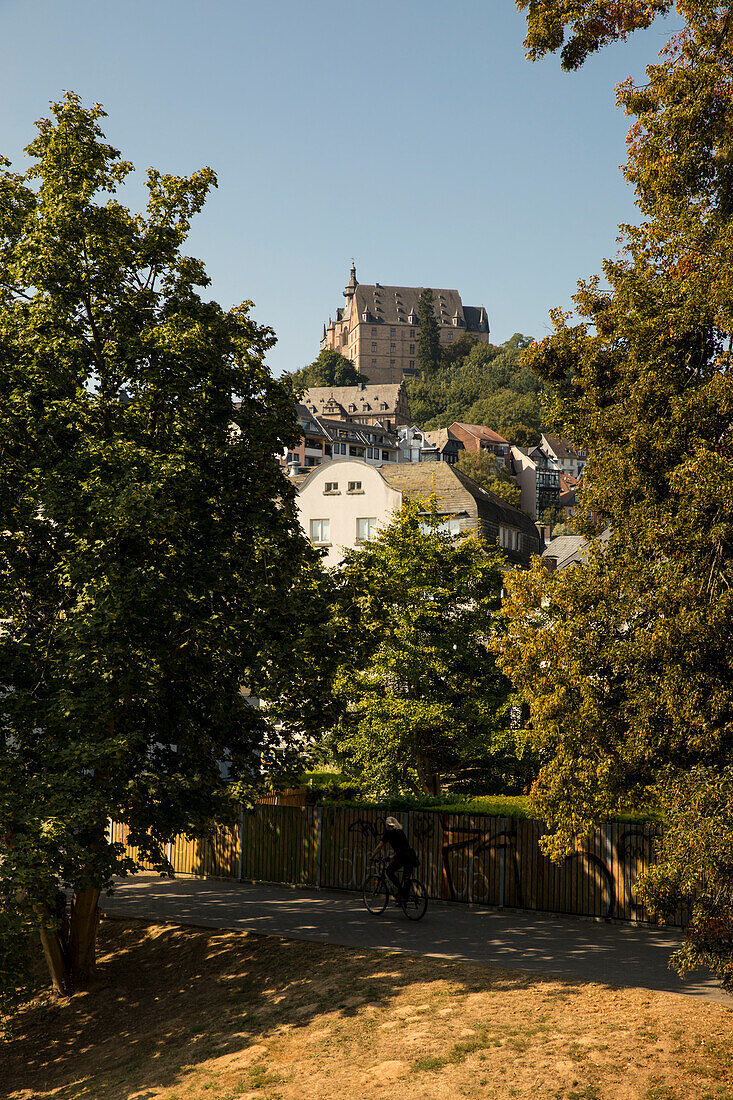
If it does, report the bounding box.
[110,805,682,925]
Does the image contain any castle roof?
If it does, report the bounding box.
[350,284,488,333]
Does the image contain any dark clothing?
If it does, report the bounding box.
[382,827,417,863]
[383,827,418,900]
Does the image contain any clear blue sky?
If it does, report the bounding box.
[1,0,674,377]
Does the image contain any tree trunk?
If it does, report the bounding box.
[38,916,70,996]
[68,886,101,985]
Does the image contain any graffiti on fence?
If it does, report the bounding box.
[616,827,654,917]
[337,816,385,889]
[439,817,523,905]
[118,807,671,925]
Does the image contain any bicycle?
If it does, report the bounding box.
[362,855,428,921]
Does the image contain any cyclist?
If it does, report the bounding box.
[371,816,418,905]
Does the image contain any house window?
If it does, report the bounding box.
[381,450,390,461]
[349,446,365,457]
[420,517,461,536]
[324,482,339,493]
[347,481,363,492]
[310,518,330,543]
[409,344,415,354]
[356,517,377,541]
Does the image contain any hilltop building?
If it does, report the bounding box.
[320,264,491,385]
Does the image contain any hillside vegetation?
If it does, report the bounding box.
[406,333,545,446]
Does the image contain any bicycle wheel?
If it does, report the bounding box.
[363,873,389,914]
[403,878,428,921]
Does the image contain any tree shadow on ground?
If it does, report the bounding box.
[5,915,542,1100]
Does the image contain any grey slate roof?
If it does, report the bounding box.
[352,285,488,332]
[304,383,405,417]
[542,529,611,569]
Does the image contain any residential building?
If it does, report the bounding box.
[303,380,410,430]
[295,459,540,568]
[448,422,510,461]
[509,445,561,519]
[282,405,399,471]
[539,434,588,480]
[293,460,403,568]
[320,264,491,385]
[542,528,611,571]
[422,429,463,465]
[397,425,464,464]
[558,472,578,519]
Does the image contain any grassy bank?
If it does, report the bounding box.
[5,919,732,1100]
[299,775,660,823]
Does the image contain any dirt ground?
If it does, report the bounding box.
[4,917,733,1100]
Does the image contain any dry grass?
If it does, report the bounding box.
[4,917,733,1100]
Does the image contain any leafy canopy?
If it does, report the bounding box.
[285,348,363,390]
[0,93,334,994]
[329,499,529,798]
[502,1,733,988]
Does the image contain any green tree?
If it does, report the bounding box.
[330,500,524,798]
[416,288,441,376]
[456,450,522,508]
[502,1,733,986]
[0,94,334,996]
[286,348,363,390]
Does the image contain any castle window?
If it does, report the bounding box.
[447,332,453,341]
[390,327,396,336]
[390,359,395,367]
[409,360,415,369]
[409,344,415,354]
[390,343,396,353]
[371,342,377,352]
[410,329,415,337]
[371,327,377,336]
[371,359,377,367]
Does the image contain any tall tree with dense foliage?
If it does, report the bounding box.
[330,500,526,798]
[416,288,441,376]
[501,1,733,987]
[286,348,363,390]
[455,450,522,508]
[0,94,334,996]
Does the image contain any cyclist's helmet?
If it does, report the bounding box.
[385,816,401,828]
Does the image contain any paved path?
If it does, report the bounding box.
[101,874,728,1004]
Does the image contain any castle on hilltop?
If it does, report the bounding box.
[320,264,491,385]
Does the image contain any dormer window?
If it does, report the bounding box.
[349,403,357,412]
